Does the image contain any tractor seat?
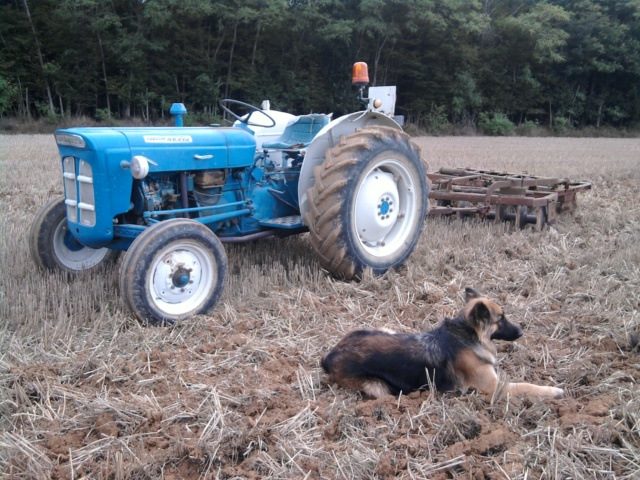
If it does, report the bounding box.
[262,114,330,151]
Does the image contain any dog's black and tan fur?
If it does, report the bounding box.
[322,287,563,399]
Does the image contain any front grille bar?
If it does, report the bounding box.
[62,156,96,226]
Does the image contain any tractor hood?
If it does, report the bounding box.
[56,126,257,170]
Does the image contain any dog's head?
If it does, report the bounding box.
[463,287,523,341]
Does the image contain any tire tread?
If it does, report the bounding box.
[305,126,428,279]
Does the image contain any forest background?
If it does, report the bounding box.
[1,0,639,134]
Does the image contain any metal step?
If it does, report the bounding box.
[258,215,304,229]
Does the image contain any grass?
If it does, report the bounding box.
[0,134,639,479]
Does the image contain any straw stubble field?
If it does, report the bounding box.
[0,134,639,479]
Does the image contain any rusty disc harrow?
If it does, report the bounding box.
[427,167,592,230]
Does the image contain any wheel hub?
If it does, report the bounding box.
[355,169,399,245]
[153,250,203,304]
[379,199,390,215]
[172,267,191,289]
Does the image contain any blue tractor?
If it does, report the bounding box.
[30,63,430,325]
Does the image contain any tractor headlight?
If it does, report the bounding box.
[130,156,150,179]
[55,133,86,148]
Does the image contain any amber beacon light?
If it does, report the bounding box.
[352,62,369,87]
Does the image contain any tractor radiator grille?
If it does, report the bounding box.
[62,156,96,227]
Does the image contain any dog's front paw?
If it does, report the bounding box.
[548,387,564,398]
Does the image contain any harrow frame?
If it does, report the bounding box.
[427,167,592,230]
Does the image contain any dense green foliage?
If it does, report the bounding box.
[1,0,639,129]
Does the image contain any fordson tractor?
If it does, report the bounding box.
[30,63,430,325]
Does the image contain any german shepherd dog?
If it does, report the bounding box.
[321,287,564,400]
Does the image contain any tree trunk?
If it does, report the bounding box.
[570,83,581,125]
[97,30,111,117]
[126,72,133,118]
[373,35,388,86]
[17,77,25,118]
[25,86,30,120]
[213,30,225,64]
[22,0,55,116]
[225,20,238,99]
[251,21,262,68]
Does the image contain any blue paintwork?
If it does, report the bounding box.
[380,200,390,215]
[56,131,132,248]
[169,103,187,126]
[174,273,189,288]
[57,126,255,170]
[52,105,322,253]
[63,230,83,251]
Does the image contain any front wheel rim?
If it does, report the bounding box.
[353,159,418,257]
[149,241,216,317]
[52,220,112,270]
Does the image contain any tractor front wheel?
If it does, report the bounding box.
[119,219,227,325]
[304,126,429,279]
[29,196,120,274]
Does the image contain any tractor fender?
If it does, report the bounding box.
[298,110,402,220]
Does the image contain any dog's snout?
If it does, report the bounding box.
[514,326,524,339]
[491,319,524,341]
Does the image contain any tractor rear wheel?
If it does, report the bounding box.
[304,126,429,279]
[29,196,119,274]
[119,219,227,326]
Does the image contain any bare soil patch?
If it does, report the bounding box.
[1,135,639,479]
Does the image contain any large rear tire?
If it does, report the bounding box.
[119,219,227,326]
[304,126,429,279]
[29,196,120,274]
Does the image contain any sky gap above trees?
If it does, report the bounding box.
[1,0,639,131]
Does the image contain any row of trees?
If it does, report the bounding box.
[1,0,639,130]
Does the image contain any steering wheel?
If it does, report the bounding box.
[220,99,276,128]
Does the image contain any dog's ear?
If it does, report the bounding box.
[467,300,492,326]
[465,287,481,303]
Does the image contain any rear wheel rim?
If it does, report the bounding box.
[353,158,418,257]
